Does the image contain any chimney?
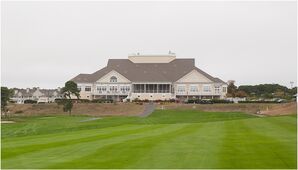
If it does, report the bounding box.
[57,87,61,92]
[26,88,30,93]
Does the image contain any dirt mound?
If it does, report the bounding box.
[260,102,297,116]
[6,103,145,116]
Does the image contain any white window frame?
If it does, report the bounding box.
[203,85,211,92]
[120,86,130,93]
[222,86,227,93]
[189,85,198,93]
[97,86,107,93]
[85,86,92,92]
[110,76,117,83]
[177,85,186,93]
[109,85,118,92]
[215,86,220,94]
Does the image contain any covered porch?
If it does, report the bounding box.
[132,83,172,93]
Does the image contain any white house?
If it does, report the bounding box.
[11,87,62,104]
[71,54,228,101]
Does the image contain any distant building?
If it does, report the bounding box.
[71,54,228,101]
[11,87,62,104]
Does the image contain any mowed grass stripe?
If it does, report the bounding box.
[2,124,163,159]
[243,116,297,168]
[2,124,188,169]
[217,117,296,169]
[128,121,226,169]
[46,123,204,169]
[2,123,150,147]
[262,116,297,133]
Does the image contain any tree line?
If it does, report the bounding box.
[227,81,297,99]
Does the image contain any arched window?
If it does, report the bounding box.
[110,76,117,83]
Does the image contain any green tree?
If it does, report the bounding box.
[235,90,248,98]
[227,81,237,97]
[1,87,13,117]
[61,81,80,115]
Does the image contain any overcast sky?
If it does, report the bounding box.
[1,1,297,88]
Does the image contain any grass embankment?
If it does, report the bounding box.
[1,110,297,169]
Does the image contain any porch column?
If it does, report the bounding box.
[144,84,146,93]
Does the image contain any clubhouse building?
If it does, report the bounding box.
[71,54,227,101]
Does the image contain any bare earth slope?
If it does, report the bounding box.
[158,102,297,115]
[6,102,296,117]
[7,103,145,116]
[260,102,297,116]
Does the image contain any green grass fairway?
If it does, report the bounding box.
[1,110,297,169]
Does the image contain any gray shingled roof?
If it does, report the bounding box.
[71,59,226,83]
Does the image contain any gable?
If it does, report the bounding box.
[96,70,131,83]
[176,69,213,83]
[32,89,44,97]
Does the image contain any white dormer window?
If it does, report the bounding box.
[110,76,117,83]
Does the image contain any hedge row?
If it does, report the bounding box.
[186,99,233,104]
[131,98,176,103]
[24,99,37,104]
[238,100,281,103]
[54,98,115,104]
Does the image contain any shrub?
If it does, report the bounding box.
[211,99,233,104]
[9,100,16,103]
[132,98,140,102]
[24,100,37,104]
[92,99,113,103]
[55,98,67,105]
[78,99,90,103]
[238,100,280,104]
[186,99,214,104]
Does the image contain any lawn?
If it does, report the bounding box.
[1,110,297,169]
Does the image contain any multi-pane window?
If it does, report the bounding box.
[120,86,130,93]
[222,87,227,93]
[215,86,220,93]
[177,86,186,93]
[110,76,117,83]
[97,86,106,93]
[109,86,118,92]
[190,85,198,92]
[77,86,81,91]
[85,86,91,92]
[203,85,211,92]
